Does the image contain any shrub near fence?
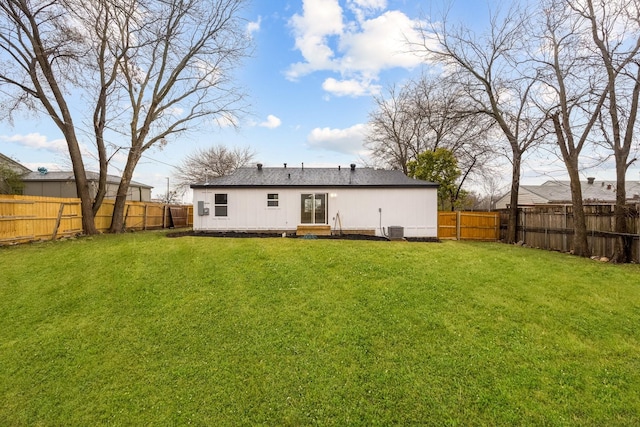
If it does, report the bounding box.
[499,204,640,262]
[0,195,193,245]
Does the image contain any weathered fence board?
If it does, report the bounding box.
[499,204,640,262]
[0,195,193,245]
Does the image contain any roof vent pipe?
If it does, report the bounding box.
[350,163,356,171]
[257,163,263,171]
[338,165,341,171]
[302,162,304,170]
[587,177,595,184]
[284,163,287,169]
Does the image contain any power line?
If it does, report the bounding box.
[140,154,178,169]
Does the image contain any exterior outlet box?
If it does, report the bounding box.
[197,201,210,216]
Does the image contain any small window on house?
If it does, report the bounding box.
[214,193,227,216]
[267,193,279,207]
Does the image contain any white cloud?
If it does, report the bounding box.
[286,1,428,97]
[259,114,282,129]
[1,133,68,154]
[307,123,369,155]
[350,0,386,9]
[247,16,261,36]
[337,11,424,73]
[347,0,387,22]
[288,0,344,77]
[322,77,380,97]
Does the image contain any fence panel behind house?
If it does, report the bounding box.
[438,211,500,241]
[0,195,193,245]
[499,204,640,261]
[168,206,189,228]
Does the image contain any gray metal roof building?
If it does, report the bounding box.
[21,170,153,201]
[22,170,152,189]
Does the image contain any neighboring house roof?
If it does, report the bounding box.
[191,165,439,189]
[0,153,32,174]
[22,170,153,188]
[498,179,640,207]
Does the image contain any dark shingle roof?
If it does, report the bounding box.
[191,166,438,189]
[22,171,153,188]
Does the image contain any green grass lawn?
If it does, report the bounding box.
[1,232,639,425]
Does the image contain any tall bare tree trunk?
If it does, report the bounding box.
[506,153,521,244]
[66,131,99,235]
[613,166,632,262]
[567,165,590,257]
[109,149,141,233]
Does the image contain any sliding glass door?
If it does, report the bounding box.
[301,193,327,224]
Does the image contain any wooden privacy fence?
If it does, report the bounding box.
[438,211,500,241]
[0,195,82,244]
[0,195,193,245]
[498,204,640,262]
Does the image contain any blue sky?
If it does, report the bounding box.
[0,0,635,199]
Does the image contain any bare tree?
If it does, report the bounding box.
[173,145,255,193]
[105,0,250,232]
[0,0,250,234]
[573,0,640,262]
[68,0,136,216]
[365,84,419,174]
[534,2,595,257]
[532,0,640,257]
[0,0,99,234]
[411,75,495,191]
[365,74,493,197]
[416,4,548,243]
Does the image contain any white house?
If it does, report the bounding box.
[191,164,439,238]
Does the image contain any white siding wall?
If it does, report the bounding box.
[193,187,438,237]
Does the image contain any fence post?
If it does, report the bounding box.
[562,205,568,253]
[163,205,168,229]
[143,204,148,231]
